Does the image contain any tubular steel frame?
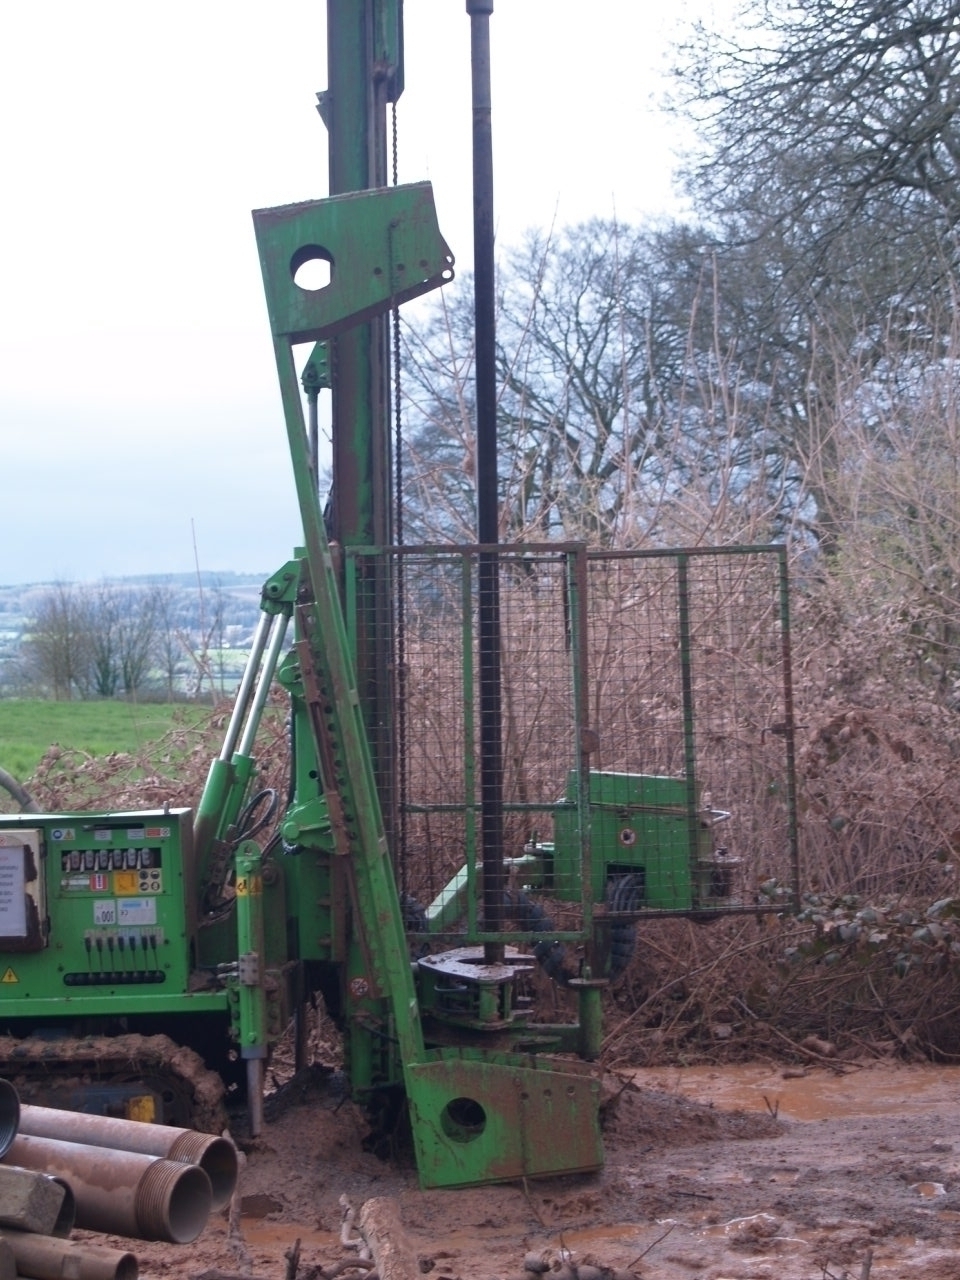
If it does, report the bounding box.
[345,541,800,943]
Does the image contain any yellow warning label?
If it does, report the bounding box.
[113,871,139,896]
[1,968,18,984]
[125,1095,156,1123]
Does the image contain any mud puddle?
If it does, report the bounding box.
[627,1059,960,1121]
[630,1058,960,1121]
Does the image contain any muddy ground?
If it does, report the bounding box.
[83,1060,960,1280]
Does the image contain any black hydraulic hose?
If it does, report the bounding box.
[235,788,278,842]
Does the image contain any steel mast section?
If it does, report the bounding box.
[317,0,402,841]
[252,0,604,1187]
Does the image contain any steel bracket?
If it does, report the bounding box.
[252,182,453,344]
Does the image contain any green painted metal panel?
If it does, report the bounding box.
[252,185,453,346]
[0,811,197,1009]
[554,771,705,909]
[405,1051,602,1188]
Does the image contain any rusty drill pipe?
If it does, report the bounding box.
[0,1081,19,1159]
[0,1229,137,1280]
[4,1135,211,1244]
[18,1105,238,1211]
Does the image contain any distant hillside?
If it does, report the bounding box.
[0,570,266,626]
[0,572,272,699]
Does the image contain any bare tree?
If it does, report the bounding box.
[680,0,960,276]
[23,583,162,700]
[155,585,187,699]
[669,0,960,551]
[86,585,121,698]
[22,583,90,700]
[116,586,162,695]
[178,582,227,703]
[402,220,803,549]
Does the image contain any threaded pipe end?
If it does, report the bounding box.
[135,1159,212,1243]
[167,1132,238,1211]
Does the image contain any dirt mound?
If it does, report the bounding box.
[601,1075,781,1152]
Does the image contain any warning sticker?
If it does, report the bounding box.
[113,871,139,896]
[1,968,18,984]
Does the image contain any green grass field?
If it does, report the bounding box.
[0,700,189,784]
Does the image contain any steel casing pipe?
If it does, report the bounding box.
[4,1135,211,1243]
[0,1229,137,1280]
[18,1105,237,1211]
[0,1081,19,1158]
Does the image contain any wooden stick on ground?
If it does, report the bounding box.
[357,1198,416,1280]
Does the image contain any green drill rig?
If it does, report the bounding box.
[0,3,799,1188]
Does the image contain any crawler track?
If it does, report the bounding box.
[0,1032,228,1133]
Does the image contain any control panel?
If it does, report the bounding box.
[0,810,193,1004]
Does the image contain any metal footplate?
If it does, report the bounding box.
[405,1050,602,1188]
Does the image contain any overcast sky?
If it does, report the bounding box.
[0,1,711,587]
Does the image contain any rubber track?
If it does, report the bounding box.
[0,1032,228,1134]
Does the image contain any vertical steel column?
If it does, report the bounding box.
[235,844,267,1137]
[676,555,701,860]
[777,547,801,910]
[568,547,593,932]
[467,0,504,957]
[461,554,479,935]
[324,0,400,847]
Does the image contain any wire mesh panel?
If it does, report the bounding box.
[584,547,797,916]
[351,547,587,937]
[347,543,797,944]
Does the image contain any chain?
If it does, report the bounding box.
[391,98,409,901]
